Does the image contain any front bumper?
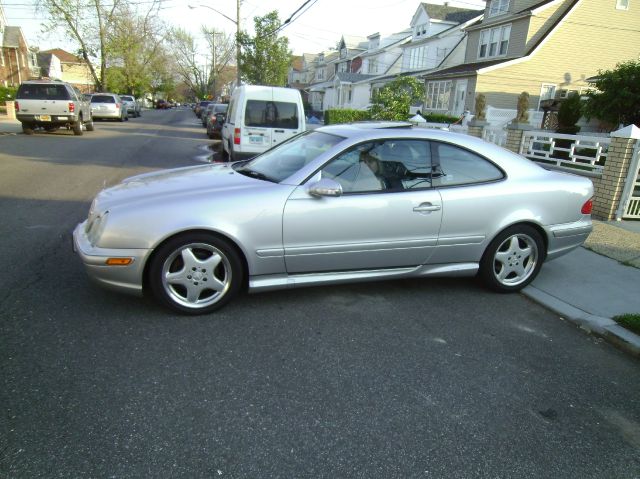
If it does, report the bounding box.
[73,222,150,296]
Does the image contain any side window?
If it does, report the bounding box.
[226,98,236,124]
[320,139,433,193]
[431,142,504,187]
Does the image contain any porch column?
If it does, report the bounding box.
[592,125,640,221]
[467,119,487,139]
[505,121,534,154]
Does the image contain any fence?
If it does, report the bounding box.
[520,131,610,175]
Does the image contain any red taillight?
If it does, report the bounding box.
[15,101,20,112]
[68,102,75,113]
[116,103,120,109]
[581,198,593,215]
[234,127,241,145]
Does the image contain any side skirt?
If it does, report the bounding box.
[248,263,479,293]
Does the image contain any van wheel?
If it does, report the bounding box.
[221,143,229,161]
[22,123,35,135]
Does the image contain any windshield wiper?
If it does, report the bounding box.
[236,167,276,183]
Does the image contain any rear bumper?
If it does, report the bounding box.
[545,218,593,261]
[92,109,122,119]
[73,222,149,296]
[17,113,79,125]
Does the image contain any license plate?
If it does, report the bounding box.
[37,115,51,121]
[249,135,263,145]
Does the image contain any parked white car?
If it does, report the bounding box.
[90,93,128,121]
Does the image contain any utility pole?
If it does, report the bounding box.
[236,0,241,88]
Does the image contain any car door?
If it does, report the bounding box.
[270,100,301,147]
[282,139,443,273]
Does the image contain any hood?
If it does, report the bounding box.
[94,163,261,212]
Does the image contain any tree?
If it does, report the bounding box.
[556,92,583,134]
[584,60,640,128]
[37,0,164,92]
[106,5,169,97]
[369,76,424,121]
[168,27,210,99]
[201,27,236,99]
[238,11,291,86]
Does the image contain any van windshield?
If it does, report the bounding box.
[245,100,299,129]
[17,84,70,100]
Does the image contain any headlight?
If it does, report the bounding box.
[86,211,109,246]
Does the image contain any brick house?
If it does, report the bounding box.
[1,9,38,87]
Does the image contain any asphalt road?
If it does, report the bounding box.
[1,109,639,479]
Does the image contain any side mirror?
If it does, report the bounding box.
[307,178,343,197]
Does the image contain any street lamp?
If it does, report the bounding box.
[188,3,241,88]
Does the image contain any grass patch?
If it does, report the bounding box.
[613,314,640,335]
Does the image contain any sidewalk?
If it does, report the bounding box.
[524,220,640,357]
[0,115,22,134]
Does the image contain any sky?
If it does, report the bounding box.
[1,0,486,56]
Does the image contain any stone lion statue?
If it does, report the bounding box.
[475,94,486,121]
[516,92,530,123]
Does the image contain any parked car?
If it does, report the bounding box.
[195,100,211,118]
[206,104,228,139]
[91,93,128,121]
[120,95,141,117]
[73,123,594,315]
[15,80,94,136]
[155,99,168,109]
[221,85,306,161]
[201,103,227,128]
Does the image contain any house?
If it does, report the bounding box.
[39,48,95,92]
[287,54,317,107]
[307,50,339,112]
[421,0,640,120]
[1,6,38,87]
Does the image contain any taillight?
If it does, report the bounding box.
[116,103,120,109]
[234,128,241,145]
[68,102,75,112]
[15,101,20,112]
[581,198,593,215]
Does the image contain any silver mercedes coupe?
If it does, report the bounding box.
[73,123,594,314]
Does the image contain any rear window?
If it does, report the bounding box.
[91,95,116,103]
[17,84,70,100]
[213,104,228,113]
[245,100,299,129]
[120,96,134,101]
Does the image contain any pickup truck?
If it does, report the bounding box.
[15,80,94,136]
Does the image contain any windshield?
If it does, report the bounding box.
[233,131,344,183]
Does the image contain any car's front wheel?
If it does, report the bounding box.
[479,225,544,292]
[149,233,244,314]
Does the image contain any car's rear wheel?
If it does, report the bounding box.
[479,225,544,292]
[149,233,244,315]
[22,123,35,135]
[85,118,95,131]
[73,119,83,136]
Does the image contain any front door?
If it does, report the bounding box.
[452,80,468,117]
[282,139,443,273]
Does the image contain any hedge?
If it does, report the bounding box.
[423,113,462,124]
[324,108,371,125]
[0,86,17,106]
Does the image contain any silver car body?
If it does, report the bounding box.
[74,124,592,298]
[91,93,125,120]
[120,95,141,116]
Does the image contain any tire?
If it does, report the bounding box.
[479,224,545,293]
[148,233,244,315]
[85,118,95,132]
[73,120,83,136]
[221,142,229,161]
[22,123,35,135]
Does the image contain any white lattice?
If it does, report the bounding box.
[521,131,610,173]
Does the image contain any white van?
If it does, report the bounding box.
[221,85,306,161]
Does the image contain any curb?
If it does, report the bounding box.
[522,286,640,358]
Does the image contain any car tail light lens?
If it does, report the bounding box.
[15,101,20,112]
[68,102,75,112]
[234,128,241,145]
[581,198,593,215]
[116,103,120,109]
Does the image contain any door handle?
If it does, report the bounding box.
[413,203,441,213]
[274,129,285,133]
